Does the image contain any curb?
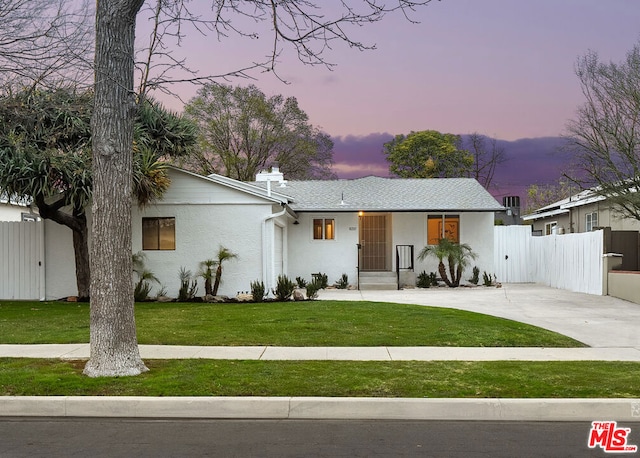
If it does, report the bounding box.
[2,397,640,421]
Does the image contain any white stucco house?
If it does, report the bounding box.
[12,166,504,300]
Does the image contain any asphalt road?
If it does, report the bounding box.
[1,418,637,457]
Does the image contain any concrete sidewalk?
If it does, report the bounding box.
[1,343,640,361]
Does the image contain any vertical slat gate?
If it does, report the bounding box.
[0,221,45,300]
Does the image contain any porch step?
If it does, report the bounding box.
[358,272,398,291]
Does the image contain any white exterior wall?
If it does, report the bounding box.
[287,212,359,286]
[0,202,27,221]
[132,170,285,298]
[396,212,495,281]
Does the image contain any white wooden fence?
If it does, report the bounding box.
[494,226,603,295]
[0,221,45,300]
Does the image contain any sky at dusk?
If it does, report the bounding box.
[139,0,640,201]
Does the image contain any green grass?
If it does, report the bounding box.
[1,359,638,398]
[0,300,585,347]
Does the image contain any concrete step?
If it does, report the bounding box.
[359,272,398,290]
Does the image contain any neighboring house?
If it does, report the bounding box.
[32,166,504,300]
[523,187,640,270]
[523,188,640,235]
[0,195,38,221]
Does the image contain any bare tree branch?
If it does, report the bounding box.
[0,0,94,88]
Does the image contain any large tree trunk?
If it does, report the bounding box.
[84,0,147,378]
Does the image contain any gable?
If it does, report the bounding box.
[160,168,284,205]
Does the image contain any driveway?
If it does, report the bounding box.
[318,283,640,348]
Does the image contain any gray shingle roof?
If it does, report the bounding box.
[253,176,504,212]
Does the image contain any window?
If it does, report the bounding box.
[142,217,175,250]
[427,215,459,245]
[544,221,557,236]
[313,218,335,240]
[586,212,598,232]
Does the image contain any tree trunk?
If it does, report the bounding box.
[213,265,222,296]
[438,261,452,287]
[84,0,147,378]
[72,213,90,301]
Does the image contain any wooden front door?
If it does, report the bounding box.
[359,214,388,271]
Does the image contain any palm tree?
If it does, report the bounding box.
[418,239,477,287]
[199,259,216,296]
[212,246,238,296]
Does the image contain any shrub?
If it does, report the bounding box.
[416,271,431,288]
[305,280,321,300]
[178,267,198,301]
[132,252,159,301]
[250,280,266,302]
[314,273,329,289]
[295,276,307,288]
[482,271,495,287]
[273,274,296,301]
[417,271,438,288]
[468,266,480,285]
[336,273,349,289]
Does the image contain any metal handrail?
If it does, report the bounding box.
[395,245,414,290]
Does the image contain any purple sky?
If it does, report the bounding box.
[139,1,640,199]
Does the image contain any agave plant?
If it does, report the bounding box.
[418,239,477,287]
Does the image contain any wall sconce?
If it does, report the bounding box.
[293,220,300,225]
[358,211,364,217]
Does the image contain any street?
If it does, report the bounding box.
[1,418,636,457]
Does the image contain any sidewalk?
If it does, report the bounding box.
[1,343,640,361]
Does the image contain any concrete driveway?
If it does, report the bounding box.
[318,283,640,348]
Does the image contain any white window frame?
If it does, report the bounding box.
[586,212,598,232]
[312,217,336,241]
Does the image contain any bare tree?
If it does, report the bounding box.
[89,0,436,377]
[566,42,640,221]
[462,133,507,190]
[0,0,93,87]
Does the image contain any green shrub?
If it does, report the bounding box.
[250,280,266,302]
[317,273,329,289]
[273,274,296,301]
[468,266,480,285]
[178,267,198,301]
[336,273,349,289]
[295,276,307,288]
[305,280,321,300]
[416,271,431,288]
[482,271,495,287]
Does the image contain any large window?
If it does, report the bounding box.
[142,217,176,250]
[313,218,335,240]
[427,215,459,245]
[586,212,598,232]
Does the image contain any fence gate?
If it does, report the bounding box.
[494,226,604,295]
[0,221,45,300]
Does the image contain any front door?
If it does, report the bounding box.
[359,213,388,271]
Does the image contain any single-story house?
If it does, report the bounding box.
[33,166,504,300]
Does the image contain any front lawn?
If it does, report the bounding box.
[0,300,585,347]
[1,359,638,398]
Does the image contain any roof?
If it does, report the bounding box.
[252,176,504,212]
[522,188,606,221]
